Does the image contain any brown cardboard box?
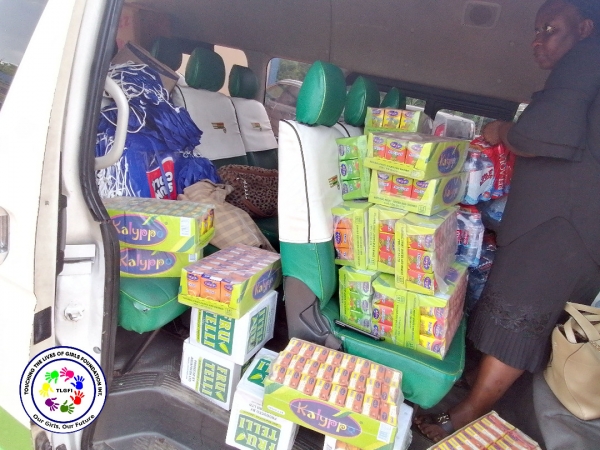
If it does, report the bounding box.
[116,3,171,51]
[111,41,179,92]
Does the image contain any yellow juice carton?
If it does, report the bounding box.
[263,339,402,449]
[189,290,277,365]
[398,110,427,132]
[395,209,458,295]
[365,107,385,128]
[371,274,408,345]
[365,107,430,134]
[226,348,299,450]
[368,169,466,216]
[180,338,243,410]
[367,206,407,274]
[179,244,282,319]
[365,132,469,180]
[104,197,215,253]
[332,201,372,270]
[119,247,202,277]
[383,109,403,129]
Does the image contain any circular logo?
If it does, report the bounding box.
[20,346,106,433]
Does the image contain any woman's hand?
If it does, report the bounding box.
[481,120,511,145]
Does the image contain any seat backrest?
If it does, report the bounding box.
[170,47,248,164]
[228,65,278,169]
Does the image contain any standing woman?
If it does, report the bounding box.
[416,0,600,442]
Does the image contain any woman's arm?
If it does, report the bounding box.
[481,120,534,157]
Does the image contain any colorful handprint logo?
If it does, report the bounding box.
[20,346,107,433]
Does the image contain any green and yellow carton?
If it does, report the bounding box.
[339,267,380,334]
[364,131,469,180]
[368,169,467,216]
[104,196,215,253]
[263,339,402,450]
[180,338,242,410]
[189,290,277,365]
[179,244,282,319]
[364,107,430,135]
[367,206,408,274]
[226,348,299,450]
[119,247,202,278]
[371,274,408,346]
[332,201,372,270]
[337,135,371,201]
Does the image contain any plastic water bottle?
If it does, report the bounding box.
[463,150,484,205]
[456,206,485,267]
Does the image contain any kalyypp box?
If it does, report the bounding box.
[226,348,299,450]
[365,132,469,180]
[104,197,214,253]
[189,290,277,365]
[428,411,541,450]
[263,339,403,450]
[339,267,380,334]
[332,201,372,270]
[367,206,408,275]
[371,274,408,345]
[413,261,468,360]
[179,244,282,319]
[395,209,458,296]
[180,338,242,410]
[337,135,371,201]
[323,402,413,450]
[368,169,467,216]
[364,107,430,134]
[119,247,202,278]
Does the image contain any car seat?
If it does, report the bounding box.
[228,65,278,170]
[279,64,466,408]
[170,47,249,168]
[333,75,379,137]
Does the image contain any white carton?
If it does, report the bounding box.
[322,403,413,450]
[189,290,277,365]
[226,348,299,450]
[180,338,242,410]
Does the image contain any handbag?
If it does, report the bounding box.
[544,302,600,420]
[217,164,278,219]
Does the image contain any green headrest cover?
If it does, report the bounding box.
[185,47,225,91]
[380,87,407,109]
[296,61,346,127]
[228,65,258,99]
[343,76,380,127]
[150,37,182,71]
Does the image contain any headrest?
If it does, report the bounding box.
[229,65,258,99]
[380,87,407,109]
[185,47,225,92]
[296,61,346,127]
[150,37,182,71]
[343,76,380,127]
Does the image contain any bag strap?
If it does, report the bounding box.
[564,302,600,344]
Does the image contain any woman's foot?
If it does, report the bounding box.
[414,412,456,442]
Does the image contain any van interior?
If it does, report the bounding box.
[10,0,588,449]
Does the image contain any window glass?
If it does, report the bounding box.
[0,0,48,110]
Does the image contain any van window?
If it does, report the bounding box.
[0,0,48,110]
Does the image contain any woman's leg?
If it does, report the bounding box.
[416,354,523,441]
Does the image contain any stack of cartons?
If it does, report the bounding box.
[178,244,282,410]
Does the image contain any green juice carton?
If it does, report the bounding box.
[372,274,408,345]
[189,290,277,365]
[367,206,407,274]
[179,244,282,319]
[104,196,215,254]
[332,201,372,270]
[364,107,430,135]
[338,267,380,334]
[119,247,202,278]
[337,135,371,201]
[180,338,243,410]
[368,169,467,217]
[364,131,469,180]
[226,348,299,450]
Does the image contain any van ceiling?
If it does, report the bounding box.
[131,0,547,104]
